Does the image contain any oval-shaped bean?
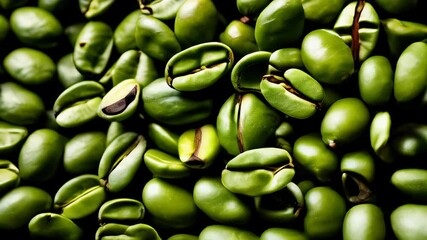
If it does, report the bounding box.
[57,53,85,88]
[370,111,393,163]
[221,147,295,196]
[54,174,107,220]
[174,0,218,48]
[142,178,198,229]
[73,21,113,75]
[147,123,179,155]
[381,18,427,57]
[0,82,45,125]
[63,131,106,175]
[0,186,52,230]
[10,6,62,48]
[391,204,427,240]
[358,55,393,106]
[269,48,304,72]
[293,132,339,182]
[304,186,346,239]
[3,47,56,85]
[394,41,427,103]
[391,169,427,202]
[219,20,258,59]
[321,97,370,148]
[301,29,354,84]
[135,14,181,62]
[98,198,145,224]
[255,0,305,52]
[342,203,386,240]
[18,128,67,182]
[193,176,252,225]
[165,42,234,91]
[28,212,83,240]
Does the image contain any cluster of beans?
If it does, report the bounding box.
[0,0,427,239]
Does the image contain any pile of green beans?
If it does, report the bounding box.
[0,0,427,239]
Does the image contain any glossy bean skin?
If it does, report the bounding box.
[293,132,339,182]
[193,176,252,225]
[358,55,393,106]
[3,47,56,85]
[135,14,181,62]
[0,82,45,125]
[302,0,346,25]
[304,186,346,239]
[73,21,113,75]
[142,78,213,126]
[63,131,106,175]
[301,29,354,85]
[199,224,259,240]
[9,6,63,48]
[142,178,198,229]
[391,169,427,202]
[174,0,218,48]
[342,203,386,240]
[394,41,427,103]
[0,186,52,230]
[18,128,67,182]
[391,204,427,240]
[28,212,83,240]
[260,227,308,240]
[255,0,305,52]
[321,97,370,148]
